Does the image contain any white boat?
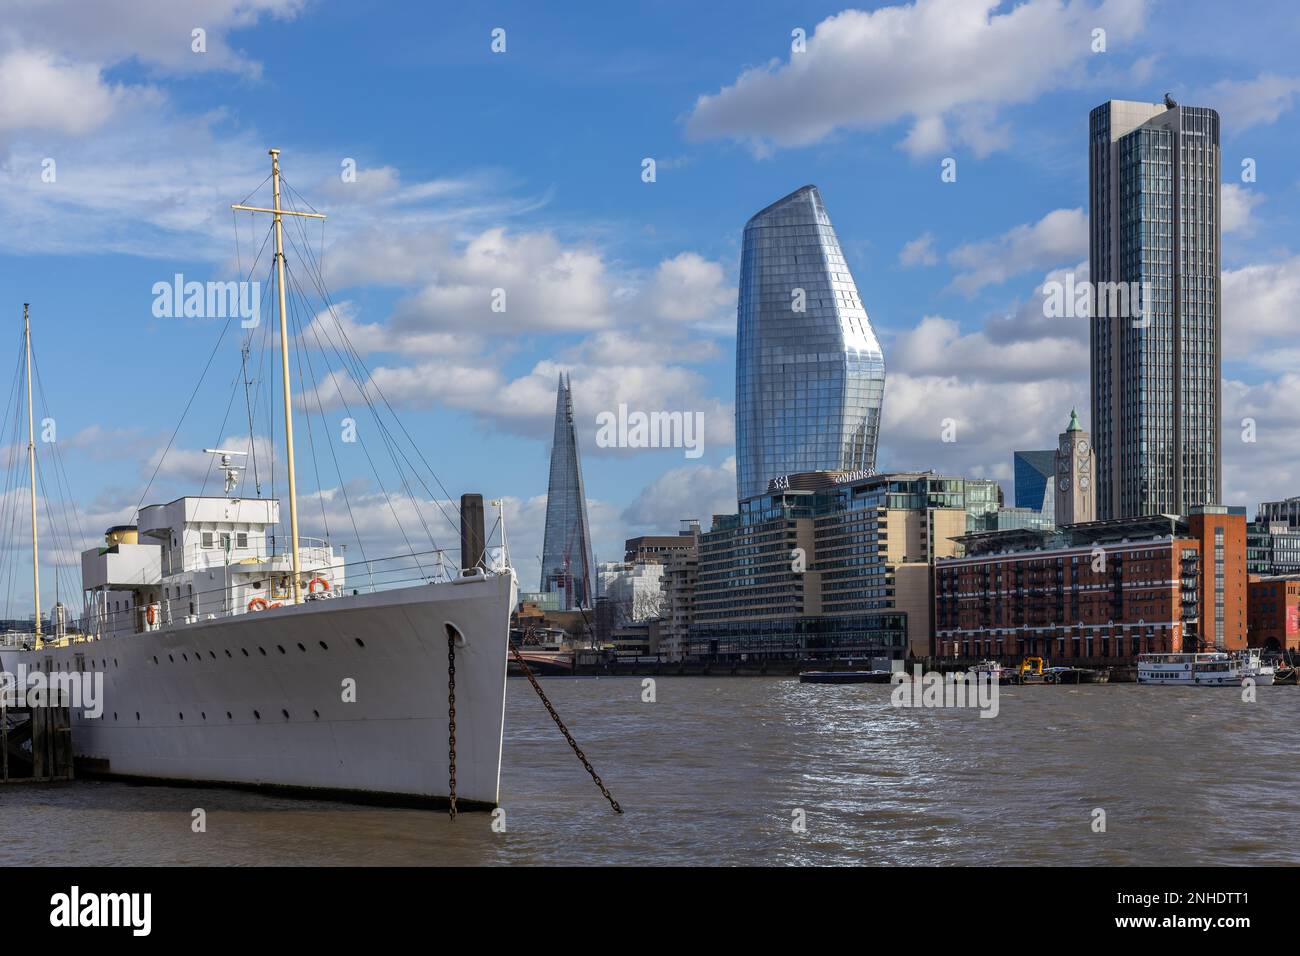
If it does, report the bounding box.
[0,152,516,809]
[1137,649,1275,687]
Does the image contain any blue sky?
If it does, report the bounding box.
[0,0,1298,610]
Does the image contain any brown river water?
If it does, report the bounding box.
[1,677,1296,866]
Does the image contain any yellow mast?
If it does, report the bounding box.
[23,303,41,643]
[231,150,325,604]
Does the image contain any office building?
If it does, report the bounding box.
[734,185,886,501]
[539,373,596,609]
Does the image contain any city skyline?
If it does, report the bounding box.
[0,1,1296,603]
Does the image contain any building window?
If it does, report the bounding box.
[201,532,214,548]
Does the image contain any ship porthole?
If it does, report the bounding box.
[241,648,249,657]
[277,645,286,654]
[313,710,320,719]
[445,622,467,648]
[282,709,290,720]
[254,710,261,720]
[258,647,267,656]
[135,712,140,721]
[297,642,306,652]
[225,650,232,658]
[201,712,206,720]
[355,638,365,648]
[319,641,328,650]
[226,712,232,720]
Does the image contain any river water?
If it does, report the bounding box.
[2,677,1295,866]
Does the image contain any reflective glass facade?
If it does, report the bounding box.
[734,186,885,501]
[1013,450,1055,515]
[540,374,595,609]
[1089,100,1221,518]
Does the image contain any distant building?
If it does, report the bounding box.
[1246,499,1300,575]
[539,374,596,609]
[689,470,988,662]
[1054,409,1095,525]
[1013,450,1055,515]
[935,506,1247,662]
[1246,576,1300,652]
[734,185,886,501]
[1089,98,1222,519]
[624,524,698,564]
[658,520,700,662]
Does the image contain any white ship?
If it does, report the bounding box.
[1137,649,1276,687]
[0,152,516,809]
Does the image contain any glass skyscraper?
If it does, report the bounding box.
[540,373,595,609]
[734,185,886,502]
[1089,99,1221,519]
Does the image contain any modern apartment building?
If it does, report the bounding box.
[1089,98,1222,519]
[688,470,986,661]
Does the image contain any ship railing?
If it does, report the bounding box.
[81,545,509,637]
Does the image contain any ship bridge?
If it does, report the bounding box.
[81,495,343,638]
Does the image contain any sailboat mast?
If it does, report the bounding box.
[269,149,303,605]
[231,150,326,606]
[23,303,41,639]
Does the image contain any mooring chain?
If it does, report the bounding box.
[447,633,457,820]
[510,641,622,814]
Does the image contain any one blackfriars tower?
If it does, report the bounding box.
[540,373,595,609]
[1089,97,1221,519]
[734,185,886,502]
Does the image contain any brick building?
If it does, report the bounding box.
[1246,575,1300,652]
[935,507,1247,663]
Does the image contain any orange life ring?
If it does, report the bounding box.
[308,577,330,594]
[248,597,270,612]
[146,605,157,625]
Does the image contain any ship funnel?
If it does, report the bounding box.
[460,493,485,571]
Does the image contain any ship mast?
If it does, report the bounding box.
[23,304,41,642]
[232,150,325,604]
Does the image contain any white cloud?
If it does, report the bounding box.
[684,0,1148,156]
[0,50,145,137]
[898,232,939,268]
[4,0,308,77]
[1221,182,1263,236]
[1222,254,1300,362]
[947,207,1088,296]
[1223,373,1300,511]
[1204,73,1300,130]
[622,457,737,527]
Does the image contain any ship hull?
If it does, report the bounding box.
[2,570,515,808]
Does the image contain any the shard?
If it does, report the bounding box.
[539,373,596,609]
[734,185,886,501]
